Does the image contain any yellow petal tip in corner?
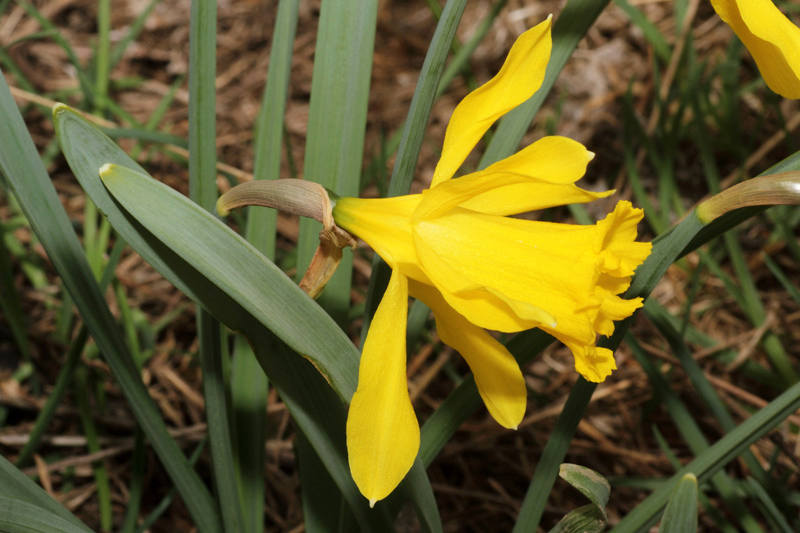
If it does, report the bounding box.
[369,499,377,509]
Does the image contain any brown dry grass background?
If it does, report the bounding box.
[1,0,800,531]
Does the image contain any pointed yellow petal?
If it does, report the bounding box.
[431,17,553,187]
[711,0,800,99]
[461,184,611,217]
[480,136,595,185]
[346,271,419,504]
[410,281,526,429]
[416,137,603,220]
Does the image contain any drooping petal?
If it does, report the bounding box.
[710,0,800,99]
[431,17,553,187]
[346,271,419,506]
[409,281,526,429]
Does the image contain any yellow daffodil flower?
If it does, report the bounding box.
[333,17,652,506]
[711,0,800,99]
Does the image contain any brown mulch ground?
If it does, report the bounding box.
[1,0,800,531]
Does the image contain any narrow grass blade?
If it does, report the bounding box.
[297,0,379,320]
[392,456,443,533]
[109,0,160,70]
[297,430,343,533]
[14,2,94,103]
[230,337,268,533]
[627,335,761,531]
[120,430,147,533]
[643,298,774,490]
[16,238,125,467]
[658,474,698,533]
[613,380,800,531]
[436,0,506,99]
[512,378,597,533]
[188,0,242,528]
[613,0,670,62]
[746,477,795,533]
[0,457,92,532]
[0,219,32,363]
[763,253,800,306]
[233,2,298,527]
[73,365,112,532]
[480,0,611,168]
[131,439,207,533]
[389,0,467,197]
[0,496,92,533]
[93,0,110,114]
[0,75,221,531]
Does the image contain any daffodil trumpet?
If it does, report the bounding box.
[218,17,651,506]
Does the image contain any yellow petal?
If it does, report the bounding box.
[479,136,595,185]
[346,271,419,505]
[433,286,550,333]
[572,346,617,383]
[711,0,800,99]
[464,182,611,217]
[409,281,526,429]
[413,208,601,314]
[431,17,553,187]
[596,201,652,278]
[333,195,429,283]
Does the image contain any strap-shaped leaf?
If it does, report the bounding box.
[101,163,361,397]
[55,105,360,396]
[549,504,607,533]
[97,162,397,530]
[0,456,91,532]
[0,73,221,532]
[0,496,91,533]
[548,464,610,533]
[54,105,400,528]
[559,464,610,517]
[658,474,698,533]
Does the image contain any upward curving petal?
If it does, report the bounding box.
[710,0,800,99]
[415,137,606,221]
[409,281,526,429]
[346,271,419,506]
[431,17,553,187]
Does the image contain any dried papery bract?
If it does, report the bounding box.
[217,179,356,299]
[696,172,800,223]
